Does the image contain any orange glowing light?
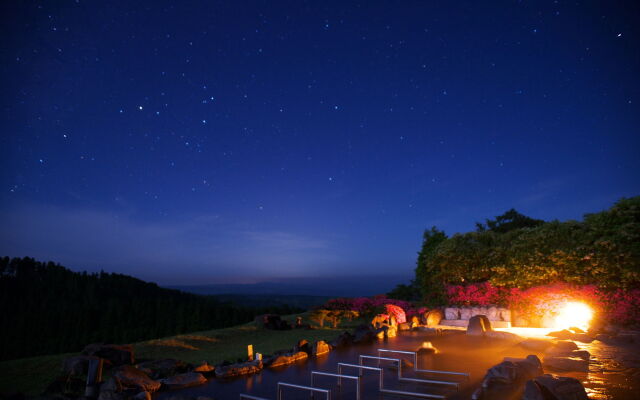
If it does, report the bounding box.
[554,302,593,331]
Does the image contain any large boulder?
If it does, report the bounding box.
[423,309,444,327]
[265,351,308,368]
[113,365,161,393]
[523,374,588,400]
[385,325,398,338]
[473,355,543,399]
[193,361,215,374]
[82,343,134,366]
[312,340,330,356]
[62,355,101,376]
[543,356,589,372]
[483,355,542,386]
[294,339,311,354]
[136,359,188,379]
[552,341,579,352]
[160,372,207,389]
[467,315,492,335]
[353,325,376,344]
[215,360,262,378]
[544,347,590,360]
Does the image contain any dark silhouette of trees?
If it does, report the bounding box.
[0,257,301,361]
[475,208,544,233]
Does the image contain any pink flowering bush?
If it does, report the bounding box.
[445,282,509,306]
[385,304,407,324]
[444,281,640,326]
[600,288,640,326]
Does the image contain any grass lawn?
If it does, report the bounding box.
[0,313,362,395]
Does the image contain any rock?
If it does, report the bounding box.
[113,365,161,393]
[410,315,420,328]
[416,341,437,355]
[134,391,151,400]
[552,341,579,352]
[353,325,376,344]
[444,307,459,320]
[543,356,589,372]
[370,314,389,328]
[460,308,472,320]
[330,331,355,348]
[215,360,262,378]
[193,361,215,373]
[62,355,100,376]
[548,330,574,340]
[82,343,134,366]
[312,340,330,356]
[423,309,443,327]
[572,334,593,343]
[544,347,590,360]
[136,359,188,379]
[98,391,126,400]
[294,339,311,354]
[594,333,615,344]
[569,326,585,334]
[265,351,308,368]
[160,372,207,389]
[386,325,398,338]
[478,355,543,394]
[467,315,492,335]
[523,374,588,400]
[519,339,555,351]
[398,322,410,331]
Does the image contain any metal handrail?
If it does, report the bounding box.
[359,355,458,387]
[311,371,360,400]
[341,360,445,399]
[378,348,470,378]
[277,382,330,400]
[240,395,270,400]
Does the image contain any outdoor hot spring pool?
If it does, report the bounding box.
[154,330,640,400]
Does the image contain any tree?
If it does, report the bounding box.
[414,227,448,303]
[476,208,544,233]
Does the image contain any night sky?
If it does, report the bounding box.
[1,1,638,285]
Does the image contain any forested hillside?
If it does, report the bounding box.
[0,257,301,361]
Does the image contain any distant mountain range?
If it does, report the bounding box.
[167,275,410,298]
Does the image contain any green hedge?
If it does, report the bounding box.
[414,197,640,304]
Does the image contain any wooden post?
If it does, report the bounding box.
[85,358,103,398]
[247,344,254,361]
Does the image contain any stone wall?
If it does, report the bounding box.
[442,306,512,328]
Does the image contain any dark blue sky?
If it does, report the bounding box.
[1,1,638,285]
